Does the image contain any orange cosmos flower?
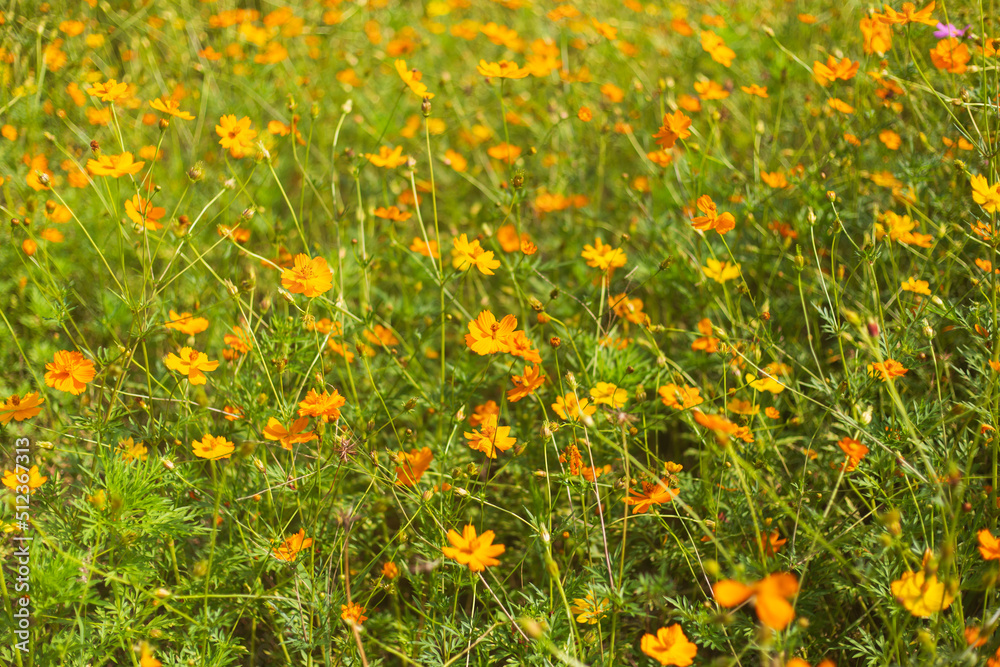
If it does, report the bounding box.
[382,561,400,579]
[812,56,860,85]
[901,277,930,295]
[861,16,893,55]
[298,389,346,422]
[464,414,516,458]
[281,254,333,297]
[2,465,48,494]
[741,84,768,98]
[395,447,433,486]
[272,529,313,561]
[507,330,542,363]
[223,326,253,360]
[690,195,736,234]
[263,417,318,450]
[879,129,902,149]
[373,205,412,222]
[713,572,799,630]
[837,437,869,471]
[703,258,741,283]
[365,145,410,168]
[216,114,257,158]
[581,237,627,271]
[694,80,728,100]
[700,30,735,66]
[761,171,789,188]
[476,59,531,79]
[658,383,703,410]
[125,194,166,230]
[87,152,145,178]
[653,110,692,149]
[45,350,96,395]
[470,400,500,427]
[930,38,969,73]
[452,234,501,275]
[640,625,697,666]
[85,79,128,102]
[879,1,936,25]
[0,392,44,424]
[465,310,517,354]
[626,478,679,514]
[442,524,505,571]
[507,364,545,402]
[868,358,908,381]
[394,59,434,99]
[875,211,933,247]
[340,603,367,625]
[149,97,194,120]
[164,348,218,385]
[191,434,235,460]
[486,142,522,164]
[409,237,440,258]
[828,98,855,114]
[971,175,1000,212]
[164,310,209,335]
[978,529,1000,560]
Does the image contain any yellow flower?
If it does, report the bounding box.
[702,258,741,283]
[85,79,129,103]
[891,556,954,617]
[164,310,209,335]
[365,145,410,168]
[972,175,1000,213]
[590,382,627,408]
[117,437,148,463]
[640,624,698,666]
[164,347,219,385]
[901,277,930,295]
[569,592,610,624]
[191,434,235,460]
[2,465,48,494]
[394,59,434,99]
[281,254,333,298]
[87,152,145,178]
[442,524,505,571]
[149,97,194,120]
[216,114,257,158]
[0,392,44,424]
[272,529,314,562]
[476,59,530,79]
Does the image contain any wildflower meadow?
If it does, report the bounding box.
[2,0,1000,664]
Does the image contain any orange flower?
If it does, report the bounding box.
[507,364,545,402]
[879,129,902,150]
[164,347,218,385]
[700,30,735,66]
[87,152,145,178]
[382,562,400,579]
[507,330,542,363]
[0,392,44,424]
[861,16,893,55]
[465,310,517,355]
[653,110,692,149]
[486,142,522,164]
[394,59,434,99]
[577,106,593,122]
[690,195,735,234]
[740,84,768,98]
[626,479,679,514]
[164,310,209,335]
[191,434,235,460]
[693,410,739,437]
[409,237,440,258]
[694,80,728,100]
[812,56,860,85]
[868,358,908,381]
[464,414,516,458]
[395,447,433,486]
[281,254,333,297]
[365,145,410,168]
[551,393,597,422]
[215,114,257,158]
[761,171,788,188]
[900,277,930,295]
[703,259,741,283]
[45,350,96,395]
[581,237,627,272]
[149,97,194,120]
[297,389,346,422]
[470,400,500,427]
[223,326,253,359]
[373,205,412,222]
[930,38,969,73]
[263,417,318,450]
[125,194,166,230]
[658,383,703,410]
[978,529,1000,560]
[837,437,869,471]
[476,59,530,79]
[640,625,697,666]
[827,98,855,114]
[272,529,313,561]
[878,1,937,25]
[713,572,799,630]
[442,524,505,571]
[341,602,368,625]
[85,79,129,103]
